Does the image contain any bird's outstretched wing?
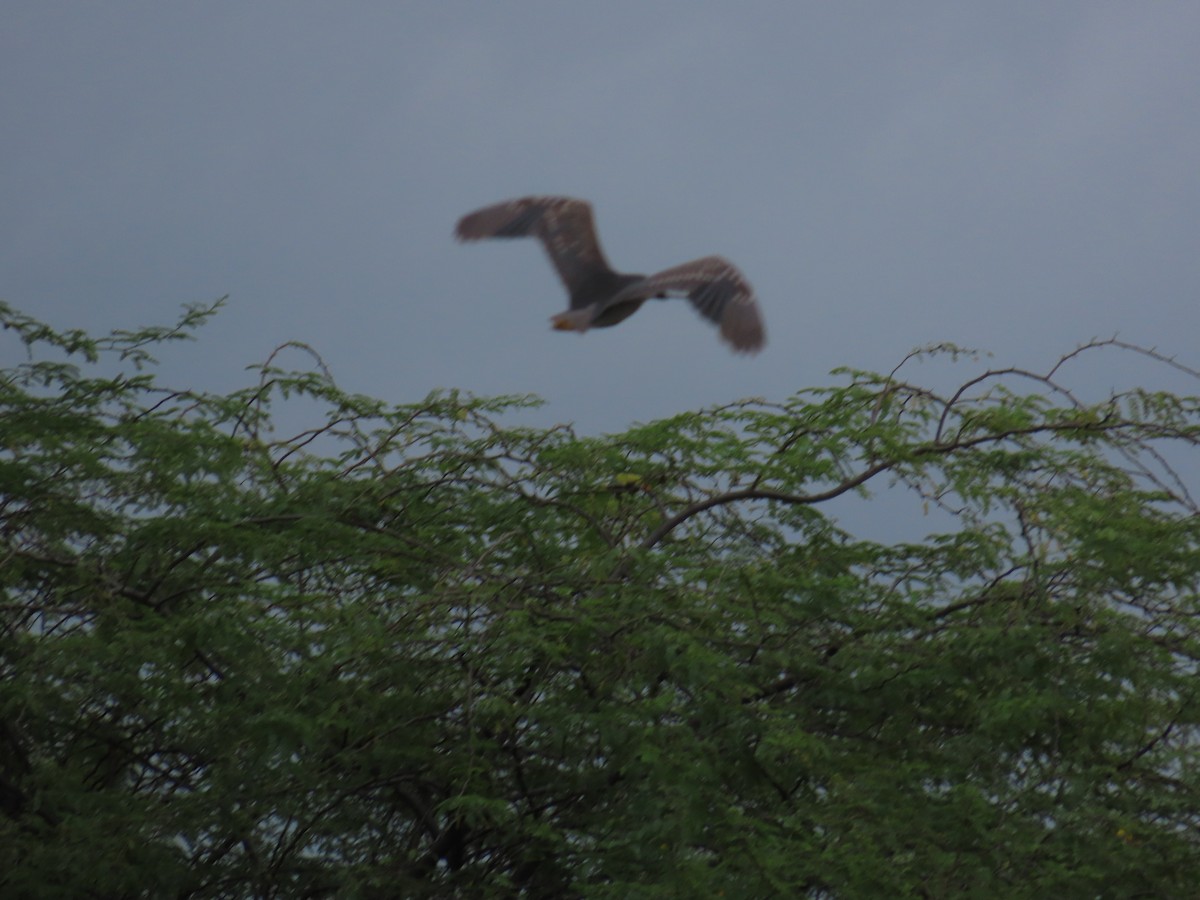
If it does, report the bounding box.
[455,196,612,298]
[611,256,765,353]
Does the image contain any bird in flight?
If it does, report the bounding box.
[455,196,765,353]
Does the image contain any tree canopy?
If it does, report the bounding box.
[2,301,1199,897]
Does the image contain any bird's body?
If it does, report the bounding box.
[455,196,765,353]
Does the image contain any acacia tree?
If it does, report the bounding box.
[1,301,1199,897]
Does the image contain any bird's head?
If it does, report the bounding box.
[550,310,590,332]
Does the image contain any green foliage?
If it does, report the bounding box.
[2,302,1199,896]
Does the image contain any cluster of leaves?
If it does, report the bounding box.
[2,301,1199,897]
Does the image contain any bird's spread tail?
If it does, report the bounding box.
[550,310,591,333]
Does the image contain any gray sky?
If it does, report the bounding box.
[3,2,1199,433]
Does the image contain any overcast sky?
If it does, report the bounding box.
[3,2,1199,434]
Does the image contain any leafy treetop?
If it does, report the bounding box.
[2,300,1199,897]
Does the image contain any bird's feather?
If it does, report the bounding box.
[455,197,613,301]
[611,256,765,353]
